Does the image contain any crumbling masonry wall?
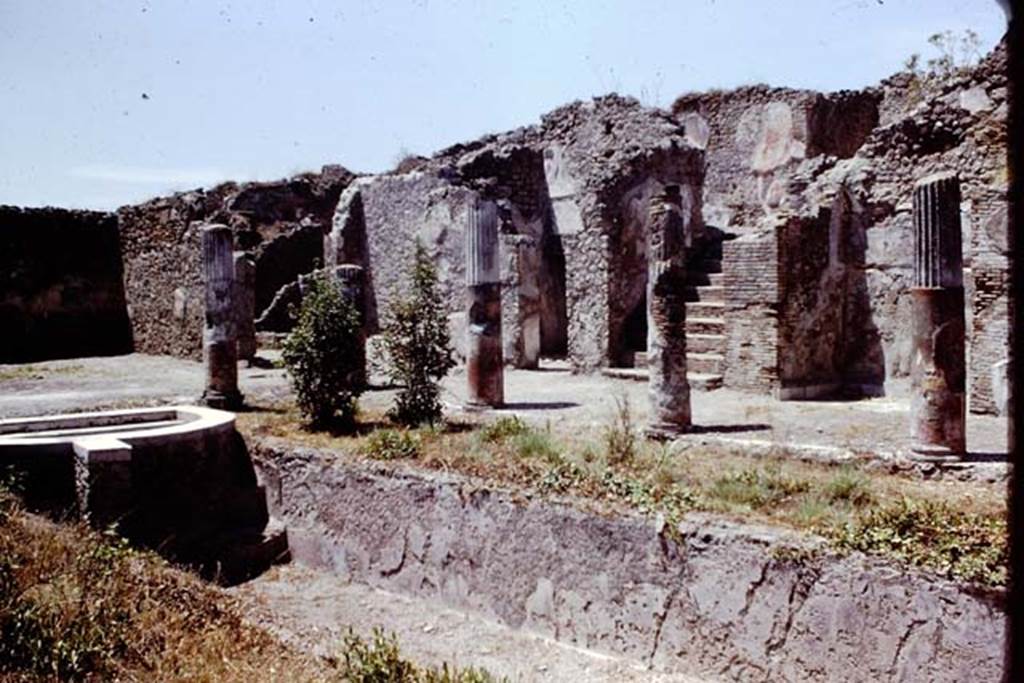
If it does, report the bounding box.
[684,40,1008,411]
[328,97,703,372]
[0,206,132,362]
[117,166,353,358]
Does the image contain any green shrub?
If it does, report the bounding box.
[282,272,364,429]
[829,497,1007,586]
[824,467,873,507]
[364,429,421,460]
[382,244,456,426]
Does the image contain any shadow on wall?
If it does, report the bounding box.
[836,189,887,397]
[777,191,885,401]
[0,207,133,363]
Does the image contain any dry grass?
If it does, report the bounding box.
[0,492,329,681]
[238,402,1007,586]
[0,488,501,681]
[0,363,83,383]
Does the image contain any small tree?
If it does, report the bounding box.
[282,272,364,429]
[382,244,456,426]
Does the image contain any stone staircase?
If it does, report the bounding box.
[682,256,725,391]
[615,255,725,391]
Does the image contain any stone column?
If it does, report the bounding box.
[646,185,691,438]
[201,225,243,409]
[910,172,965,458]
[465,198,504,408]
[233,251,257,363]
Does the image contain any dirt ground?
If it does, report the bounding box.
[231,564,709,683]
[0,352,1008,467]
[0,351,1008,680]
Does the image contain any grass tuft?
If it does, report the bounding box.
[364,429,422,460]
[479,416,530,443]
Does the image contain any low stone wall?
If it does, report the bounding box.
[251,438,1005,682]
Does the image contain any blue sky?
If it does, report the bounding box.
[0,0,1008,210]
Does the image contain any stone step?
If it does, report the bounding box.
[686,272,725,287]
[600,367,724,391]
[210,517,290,586]
[689,372,724,391]
[687,352,724,375]
[684,284,725,303]
[686,316,726,335]
[687,301,726,318]
[686,333,726,354]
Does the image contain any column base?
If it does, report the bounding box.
[908,442,963,462]
[464,399,504,412]
[201,388,244,411]
[644,422,690,441]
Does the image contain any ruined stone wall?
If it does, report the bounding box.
[331,97,703,372]
[254,439,1007,683]
[537,97,704,370]
[672,87,878,229]
[836,42,1008,412]
[0,206,132,362]
[117,166,353,358]
[776,213,848,398]
[677,40,1007,411]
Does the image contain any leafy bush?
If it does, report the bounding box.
[282,272,364,429]
[364,429,422,460]
[382,244,456,426]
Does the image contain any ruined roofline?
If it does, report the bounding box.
[0,204,115,219]
[671,33,1008,116]
[111,163,357,213]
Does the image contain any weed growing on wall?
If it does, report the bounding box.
[282,272,364,430]
[382,243,456,426]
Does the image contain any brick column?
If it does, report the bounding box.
[646,186,691,438]
[910,172,965,458]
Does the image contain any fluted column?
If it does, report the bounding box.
[233,251,257,363]
[201,225,243,409]
[910,172,965,458]
[465,197,504,408]
[646,185,691,439]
